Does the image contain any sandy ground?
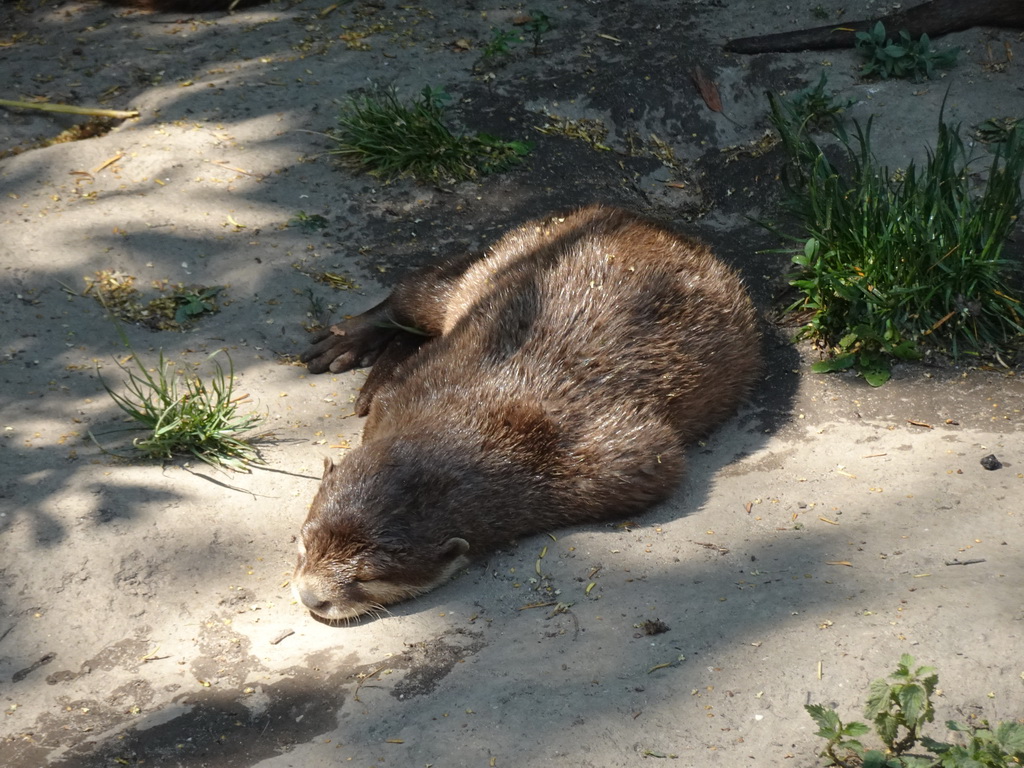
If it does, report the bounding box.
[1,0,1022,766]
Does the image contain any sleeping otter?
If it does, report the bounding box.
[293,205,761,621]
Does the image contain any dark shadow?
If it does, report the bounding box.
[20,528,841,767]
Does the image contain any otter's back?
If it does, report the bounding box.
[418,206,761,442]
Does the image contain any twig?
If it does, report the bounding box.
[269,629,294,646]
[0,99,139,119]
[354,665,388,701]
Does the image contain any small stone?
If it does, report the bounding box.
[980,454,1002,471]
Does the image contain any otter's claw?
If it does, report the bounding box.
[300,319,400,375]
[300,328,350,374]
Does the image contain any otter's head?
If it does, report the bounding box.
[293,455,470,621]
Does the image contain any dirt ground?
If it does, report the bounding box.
[1,1,1022,766]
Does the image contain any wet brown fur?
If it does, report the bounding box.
[293,205,761,620]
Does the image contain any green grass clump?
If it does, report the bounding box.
[330,86,532,183]
[807,654,1024,767]
[855,21,959,81]
[769,92,1024,385]
[98,349,265,471]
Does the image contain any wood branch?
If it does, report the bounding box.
[99,0,270,11]
[724,0,1024,54]
[0,99,139,119]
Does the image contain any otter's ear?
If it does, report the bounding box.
[440,537,470,562]
[322,456,336,478]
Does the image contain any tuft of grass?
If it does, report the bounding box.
[96,348,265,472]
[855,21,960,81]
[329,86,532,183]
[769,91,1024,385]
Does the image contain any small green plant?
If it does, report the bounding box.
[806,704,872,765]
[479,12,552,61]
[807,654,1024,767]
[974,117,1021,145]
[83,271,224,331]
[855,22,960,81]
[301,287,328,330]
[523,10,552,55]
[769,92,1024,385]
[481,28,521,60]
[96,348,265,472]
[330,85,532,183]
[923,721,1024,766]
[863,654,939,755]
[172,286,222,326]
[288,210,329,232]
[788,71,856,127]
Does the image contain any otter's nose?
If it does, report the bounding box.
[296,585,331,615]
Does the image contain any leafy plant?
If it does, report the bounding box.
[481,28,521,60]
[864,654,939,755]
[288,210,329,232]
[974,117,1021,145]
[807,654,1024,767]
[769,92,1024,384]
[807,704,872,765]
[523,10,553,55]
[96,348,265,472]
[922,721,1024,767]
[172,286,222,325]
[479,12,553,61]
[330,85,532,183]
[855,22,959,81]
[788,71,856,128]
[83,271,225,331]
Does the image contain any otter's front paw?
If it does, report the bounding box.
[300,321,397,374]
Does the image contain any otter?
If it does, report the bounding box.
[293,205,761,621]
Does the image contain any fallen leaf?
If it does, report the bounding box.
[691,66,723,113]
